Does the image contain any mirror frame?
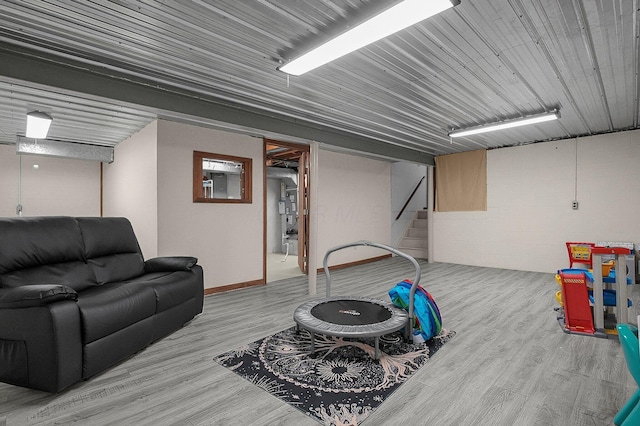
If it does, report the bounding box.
[193,150,252,203]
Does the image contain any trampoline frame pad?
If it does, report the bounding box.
[294,296,409,359]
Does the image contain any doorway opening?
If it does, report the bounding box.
[264,139,310,283]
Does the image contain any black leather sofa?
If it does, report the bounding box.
[0,216,204,392]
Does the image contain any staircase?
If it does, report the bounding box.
[398,210,428,259]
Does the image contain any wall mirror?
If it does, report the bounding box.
[193,151,252,203]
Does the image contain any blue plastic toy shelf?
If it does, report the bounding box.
[588,289,632,307]
[583,269,632,285]
[570,269,633,307]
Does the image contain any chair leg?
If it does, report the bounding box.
[622,395,640,426]
[615,388,640,425]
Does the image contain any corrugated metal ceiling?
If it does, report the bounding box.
[0,0,637,161]
[0,77,156,146]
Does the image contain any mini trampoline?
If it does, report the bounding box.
[293,241,420,359]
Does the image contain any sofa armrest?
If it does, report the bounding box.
[0,285,78,309]
[0,300,82,392]
[144,256,198,273]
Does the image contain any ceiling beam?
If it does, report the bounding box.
[0,42,434,165]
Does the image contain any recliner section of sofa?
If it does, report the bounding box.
[0,216,204,392]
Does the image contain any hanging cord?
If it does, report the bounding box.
[574,137,578,201]
[17,155,22,216]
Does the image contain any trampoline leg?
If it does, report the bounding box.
[310,332,315,354]
[374,336,380,360]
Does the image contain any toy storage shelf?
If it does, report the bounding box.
[558,246,632,338]
[591,246,631,332]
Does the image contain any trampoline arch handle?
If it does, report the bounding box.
[322,240,421,328]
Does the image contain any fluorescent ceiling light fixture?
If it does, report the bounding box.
[448,110,561,138]
[26,111,53,139]
[279,0,458,75]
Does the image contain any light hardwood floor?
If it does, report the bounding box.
[266,252,303,283]
[1,258,636,425]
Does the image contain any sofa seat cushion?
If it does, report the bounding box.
[77,284,156,343]
[126,271,200,313]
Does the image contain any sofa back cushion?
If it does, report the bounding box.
[77,217,145,285]
[0,217,98,291]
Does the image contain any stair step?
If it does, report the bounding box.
[398,247,428,260]
[417,210,428,219]
[406,227,427,238]
[400,237,427,249]
[412,218,427,228]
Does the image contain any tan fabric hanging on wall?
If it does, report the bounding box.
[435,149,487,212]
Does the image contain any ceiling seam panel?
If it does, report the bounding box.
[403,23,531,128]
[572,0,614,131]
[300,52,469,149]
[134,1,279,59]
[189,0,290,45]
[3,2,282,89]
[337,51,498,153]
[510,0,592,136]
[503,0,559,111]
[482,11,554,115]
[600,0,635,129]
[1,2,162,52]
[554,0,613,133]
[366,29,521,128]
[454,2,547,116]
[353,39,517,146]
[277,64,454,149]
[256,0,345,34]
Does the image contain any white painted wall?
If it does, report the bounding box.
[102,121,158,259]
[0,145,18,217]
[433,129,640,272]
[4,121,638,286]
[317,149,392,266]
[156,120,264,290]
[391,162,427,247]
[0,144,99,217]
[100,120,393,290]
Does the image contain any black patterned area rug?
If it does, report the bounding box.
[214,327,455,425]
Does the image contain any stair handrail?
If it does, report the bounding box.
[395,176,425,221]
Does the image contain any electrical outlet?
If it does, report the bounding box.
[571,200,579,210]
